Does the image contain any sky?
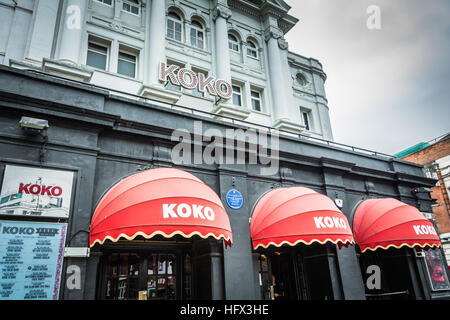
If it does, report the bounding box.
[284,0,450,155]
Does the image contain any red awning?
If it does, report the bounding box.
[353,198,441,252]
[89,168,232,247]
[250,187,354,250]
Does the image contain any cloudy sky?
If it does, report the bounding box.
[284,0,450,155]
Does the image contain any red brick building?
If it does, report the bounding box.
[397,133,450,264]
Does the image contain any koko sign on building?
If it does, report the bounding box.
[159,62,233,99]
[0,165,74,219]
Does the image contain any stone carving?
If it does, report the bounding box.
[212,4,232,21]
[264,27,283,42]
[277,37,288,50]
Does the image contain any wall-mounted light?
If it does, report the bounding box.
[19,116,49,135]
[19,116,49,162]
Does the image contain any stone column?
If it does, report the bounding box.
[279,38,301,126]
[211,1,250,120]
[139,0,181,103]
[212,2,232,85]
[264,27,303,133]
[145,0,166,86]
[265,28,290,122]
[58,0,87,64]
[25,0,60,62]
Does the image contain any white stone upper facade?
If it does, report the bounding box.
[0,0,333,141]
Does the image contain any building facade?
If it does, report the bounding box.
[397,134,450,266]
[2,0,332,141]
[0,0,449,301]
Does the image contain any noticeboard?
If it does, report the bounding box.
[0,220,67,300]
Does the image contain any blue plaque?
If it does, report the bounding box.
[226,189,243,210]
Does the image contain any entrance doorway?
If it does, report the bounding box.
[96,240,192,300]
[358,247,421,300]
[258,243,338,300]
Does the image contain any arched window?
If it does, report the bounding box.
[190,20,204,49]
[246,40,258,59]
[167,12,182,41]
[228,34,240,52]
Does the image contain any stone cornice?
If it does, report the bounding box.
[212,4,232,21]
[263,26,283,41]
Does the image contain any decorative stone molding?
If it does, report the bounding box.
[212,4,232,21]
[42,58,93,82]
[277,37,288,50]
[272,118,305,134]
[212,102,251,121]
[138,84,182,104]
[264,27,283,42]
[109,20,125,32]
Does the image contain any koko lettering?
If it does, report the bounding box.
[314,216,347,229]
[163,203,215,221]
[159,62,233,99]
[18,183,63,197]
[2,227,34,235]
[413,225,437,235]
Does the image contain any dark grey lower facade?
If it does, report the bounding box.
[0,65,449,300]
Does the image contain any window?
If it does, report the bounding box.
[232,85,242,106]
[251,90,262,112]
[167,12,182,41]
[87,41,109,70]
[296,73,307,86]
[95,0,113,6]
[122,0,139,15]
[228,34,239,52]
[192,69,206,97]
[118,48,137,78]
[301,110,311,131]
[247,40,258,59]
[190,20,204,49]
[165,61,183,91]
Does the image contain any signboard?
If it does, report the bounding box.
[424,248,450,291]
[0,165,74,218]
[0,220,67,300]
[159,62,233,99]
[226,189,243,210]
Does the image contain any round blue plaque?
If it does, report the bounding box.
[226,189,243,210]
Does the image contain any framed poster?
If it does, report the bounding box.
[424,248,450,291]
[0,220,67,300]
[0,165,74,218]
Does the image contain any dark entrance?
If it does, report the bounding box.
[258,243,339,300]
[96,238,193,300]
[358,247,422,300]
[101,252,185,300]
[94,236,225,300]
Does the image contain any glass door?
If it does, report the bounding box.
[101,250,191,300]
[146,254,176,300]
[104,253,141,300]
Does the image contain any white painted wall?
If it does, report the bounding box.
[0,0,334,141]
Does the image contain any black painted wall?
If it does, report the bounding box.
[0,65,442,300]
